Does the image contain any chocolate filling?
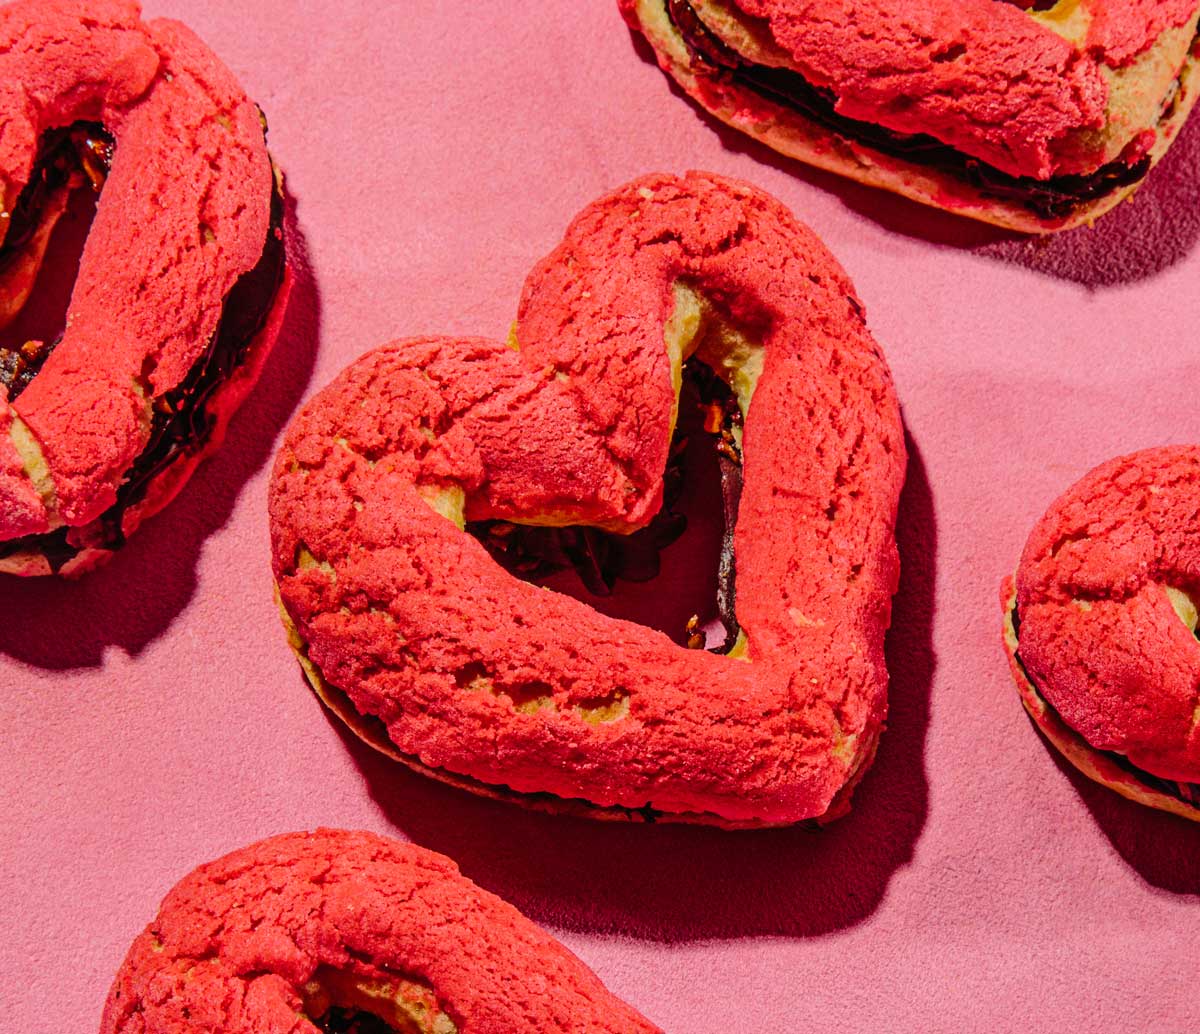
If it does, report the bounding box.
[467,359,743,654]
[0,118,286,572]
[0,123,112,395]
[0,122,110,277]
[1010,602,1200,809]
[0,337,57,401]
[666,0,1163,220]
[314,1009,400,1034]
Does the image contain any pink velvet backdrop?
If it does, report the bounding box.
[3,2,1200,1030]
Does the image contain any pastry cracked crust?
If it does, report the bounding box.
[278,591,880,829]
[1004,580,1200,822]
[0,0,288,575]
[269,172,906,829]
[1001,446,1200,821]
[101,829,661,1034]
[622,0,1200,232]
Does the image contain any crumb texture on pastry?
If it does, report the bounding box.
[1011,446,1200,786]
[700,0,1114,178]
[100,829,660,1034]
[1088,0,1200,64]
[269,172,906,827]
[621,0,1200,230]
[0,0,281,563]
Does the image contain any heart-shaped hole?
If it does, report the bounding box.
[0,122,109,397]
[462,280,761,656]
[467,354,742,653]
[1003,1,1063,10]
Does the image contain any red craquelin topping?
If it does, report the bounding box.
[1087,0,1200,64]
[695,0,1198,178]
[0,0,273,539]
[270,172,906,826]
[101,829,659,1034]
[1013,446,1200,784]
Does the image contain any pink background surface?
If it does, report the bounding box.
[3,2,1200,1030]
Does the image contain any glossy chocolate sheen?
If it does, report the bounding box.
[315,1010,397,1034]
[0,338,56,400]
[0,122,111,274]
[667,0,1156,220]
[0,123,112,396]
[0,120,286,570]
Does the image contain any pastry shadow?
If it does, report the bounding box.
[1047,737,1200,896]
[0,189,321,669]
[624,25,1200,286]
[335,435,935,942]
[977,112,1200,289]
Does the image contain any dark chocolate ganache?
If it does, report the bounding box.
[0,117,286,572]
[468,359,744,654]
[1009,602,1200,809]
[0,122,110,277]
[314,1008,401,1034]
[0,123,111,395]
[666,0,1161,220]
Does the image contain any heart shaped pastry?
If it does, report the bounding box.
[622,0,1200,232]
[1003,446,1200,821]
[0,0,289,576]
[101,829,660,1033]
[270,172,906,828]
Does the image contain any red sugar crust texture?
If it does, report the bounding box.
[100,829,660,1034]
[0,0,284,571]
[0,398,46,539]
[1003,447,1200,815]
[270,171,906,828]
[1088,0,1200,64]
[621,0,1200,232]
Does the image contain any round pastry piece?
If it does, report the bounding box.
[1003,446,1200,820]
[100,829,660,1034]
[0,0,290,577]
[621,0,1200,233]
[270,171,906,828]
